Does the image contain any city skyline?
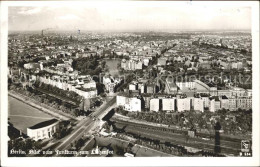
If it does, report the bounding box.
[4,0,258,164]
[8,2,251,32]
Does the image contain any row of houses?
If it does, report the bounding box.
[116,92,252,113]
[129,78,252,99]
[36,74,97,99]
[167,80,252,98]
[121,59,143,71]
[129,80,160,94]
[158,55,249,70]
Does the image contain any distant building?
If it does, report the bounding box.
[103,75,121,93]
[38,75,97,99]
[176,80,217,95]
[157,57,167,66]
[24,63,42,71]
[121,59,143,71]
[218,89,231,98]
[143,95,152,109]
[80,98,91,111]
[230,87,247,97]
[146,83,156,94]
[232,62,243,69]
[162,98,175,111]
[116,94,128,106]
[124,97,142,112]
[138,83,145,94]
[194,98,204,112]
[200,94,210,108]
[209,96,221,112]
[199,62,211,69]
[116,93,142,112]
[194,80,211,93]
[220,95,229,109]
[129,82,138,91]
[165,80,178,94]
[228,98,237,110]
[121,59,127,69]
[188,129,196,138]
[176,82,194,90]
[150,98,160,112]
[143,58,150,66]
[74,87,97,98]
[236,97,252,109]
[177,98,191,112]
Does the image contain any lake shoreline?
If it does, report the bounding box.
[8,91,71,121]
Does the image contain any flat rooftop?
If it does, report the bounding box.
[28,119,59,130]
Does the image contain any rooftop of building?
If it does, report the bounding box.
[210,96,220,101]
[200,93,210,97]
[206,82,216,88]
[118,91,131,97]
[77,87,97,92]
[221,95,229,99]
[28,119,59,130]
[166,80,177,88]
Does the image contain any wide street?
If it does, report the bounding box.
[51,96,116,152]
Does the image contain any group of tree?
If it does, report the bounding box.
[8,138,42,157]
[68,137,86,152]
[53,121,72,139]
[14,83,79,117]
[34,81,81,104]
[72,57,103,75]
[115,107,252,136]
[125,132,189,156]
[114,74,135,92]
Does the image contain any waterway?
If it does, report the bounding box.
[8,96,54,134]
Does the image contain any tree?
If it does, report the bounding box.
[75,138,85,150]
[101,61,106,68]
[96,83,105,95]
[73,109,81,117]
[109,125,114,133]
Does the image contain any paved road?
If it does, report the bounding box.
[53,96,116,152]
[9,114,51,120]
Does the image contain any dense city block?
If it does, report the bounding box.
[8,30,252,157]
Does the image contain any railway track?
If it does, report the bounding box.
[111,118,246,156]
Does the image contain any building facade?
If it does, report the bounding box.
[27,119,59,141]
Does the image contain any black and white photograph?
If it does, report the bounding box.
[0,1,259,166]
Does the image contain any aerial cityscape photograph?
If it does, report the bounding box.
[5,2,255,159]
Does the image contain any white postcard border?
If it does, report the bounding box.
[1,1,259,166]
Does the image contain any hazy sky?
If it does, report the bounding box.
[8,2,251,32]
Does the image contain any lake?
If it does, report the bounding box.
[8,96,54,134]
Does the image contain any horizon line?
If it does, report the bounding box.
[8,29,251,32]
